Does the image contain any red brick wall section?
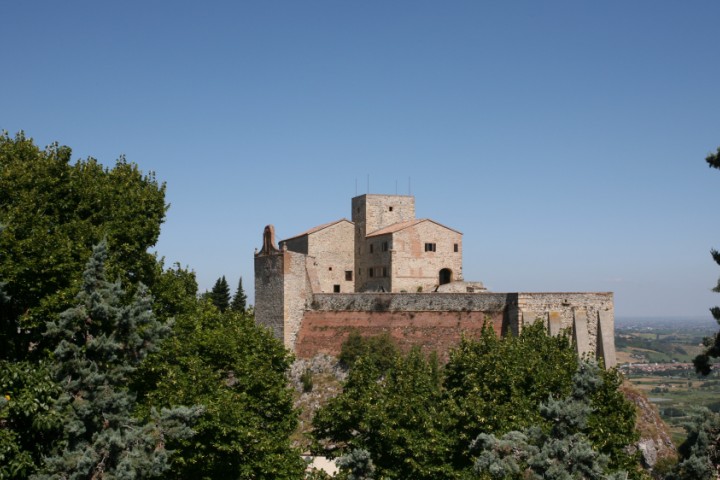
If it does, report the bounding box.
[294,310,505,361]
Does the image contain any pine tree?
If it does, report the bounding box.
[231,276,247,313]
[210,275,231,313]
[336,449,376,480]
[695,147,720,375]
[35,242,201,479]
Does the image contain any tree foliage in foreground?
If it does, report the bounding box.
[313,323,641,479]
[695,147,720,376]
[33,242,200,478]
[135,301,305,479]
[314,347,451,479]
[0,360,61,479]
[472,362,629,480]
[667,409,720,480]
[0,131,167,360]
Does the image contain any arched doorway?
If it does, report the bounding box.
[439,268,452,285]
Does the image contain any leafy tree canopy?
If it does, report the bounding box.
[472,361,633,480]
[0,131,167,359]
[313,323,641,479]
[337,330,399,372]
[135,303,305,479]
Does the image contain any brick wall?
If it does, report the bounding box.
[294,310,505,361]
[293,291,615,366]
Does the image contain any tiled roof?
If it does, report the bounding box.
[281,218,353,242]
[367,218,461,237]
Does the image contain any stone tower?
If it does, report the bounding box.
[352,194,415,291]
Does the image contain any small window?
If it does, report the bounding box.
[382,241,388,252]
[424,243,436,252]
[333,285,340,293]
[358,268,362,276]
[382,267,388,277]
[454,243,459,253]
[369,268,374,278]
[329,267,332,271]
[345,271,353,281]
[389,206,393,212]
[370,243,374,253]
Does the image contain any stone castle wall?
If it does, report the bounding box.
[254,252,286,340]
[353,195,415,291]
[293,291,615,366]
[388,221,462,292]
[284,221,355,294]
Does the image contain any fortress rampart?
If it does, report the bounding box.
[254,194,617,367]
[293,291,615,365]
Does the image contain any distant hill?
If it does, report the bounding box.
[616,315,716,329]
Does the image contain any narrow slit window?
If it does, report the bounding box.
[454,243,459,252]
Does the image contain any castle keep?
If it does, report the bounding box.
[254,194,616,366]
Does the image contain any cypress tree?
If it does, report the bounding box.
[210,275,231,313]
[35,242,200,479]
[231,276,247,313]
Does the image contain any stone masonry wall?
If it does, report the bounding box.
[254,252,285,340]
[305,221,355,293]
[283,250,313,349]
[389,221,462,293]
[353,195,415,292]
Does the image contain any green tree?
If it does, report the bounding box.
[210,275,231,313]
[231,276,248,313]
[695,147,720,376]
[0,360,62,479]
[34,242,200,479]
[314,322,641,478]
[336,449,376,480]
[670,409,720,480]
[0,131,167,360]
[443,322,579,469]
[338,330,399,372]
[471,362,631,480]
[135,301,305,479]
[313,347,455,480]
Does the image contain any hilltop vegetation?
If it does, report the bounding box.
[0,132,304,479]
[2,132,720,479]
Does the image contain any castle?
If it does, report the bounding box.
[254,194,616,366]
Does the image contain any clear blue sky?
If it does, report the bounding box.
[2,1,719,317]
